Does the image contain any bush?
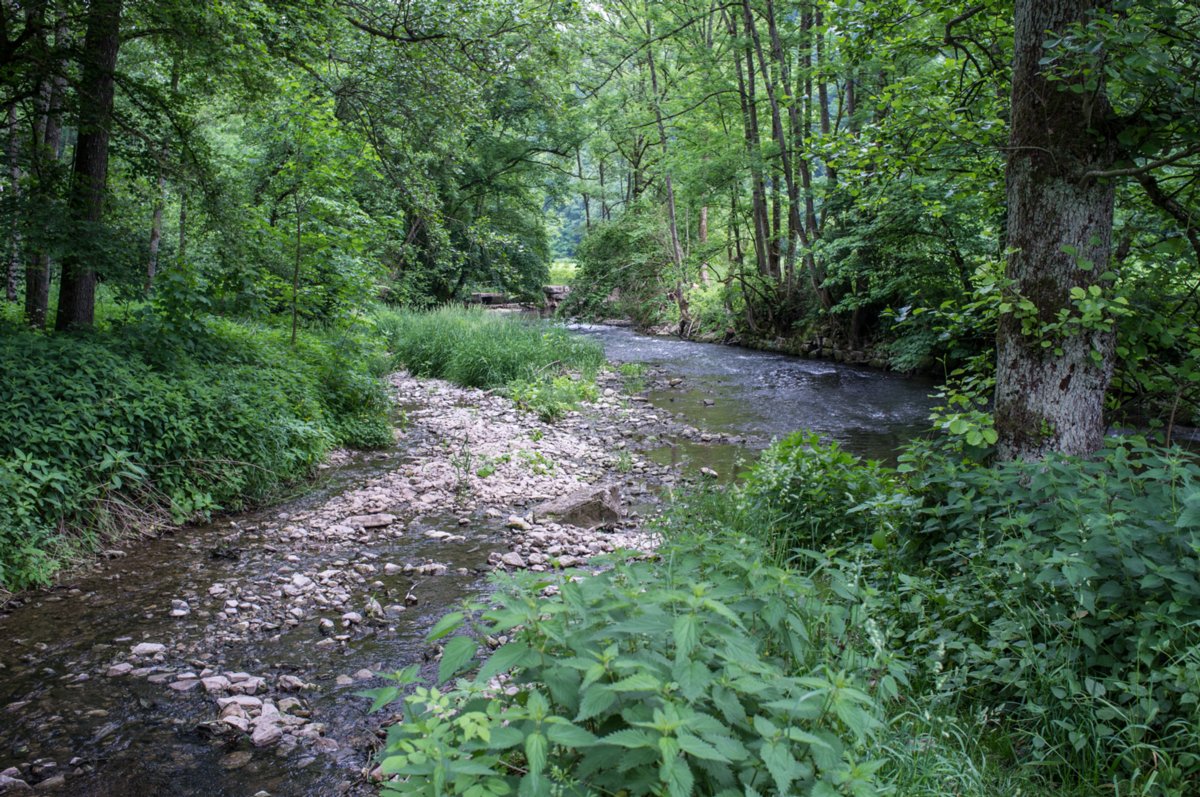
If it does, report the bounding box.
[738,433,912,561]
[367,532,900,796]
[729,431,1200,793]
[0,316,392,590]
[891,438,1200,791]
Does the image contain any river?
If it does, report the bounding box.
[0,327,936,796]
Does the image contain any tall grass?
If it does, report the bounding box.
[375,305,604,388]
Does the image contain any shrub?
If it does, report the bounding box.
[0,316,392,590]
[891,438,1200,791]
[738,432,912,560]
[367,534,900,796]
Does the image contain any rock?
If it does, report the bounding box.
[0,774,31,793]
[343,513,396,528]
[251,723,283,748]
[341,612,362,626]
[290,574,312,589]
[699,467,719,478]
[32,775,64,791]
[335,675,354,686]
[532,485,622,529]
[222,715,250,733]
[506,516,531,531]
[218,696,263,710]
[277,675,311,692]
[201,676,231,694]
[170,600,191,617]
[500,552,526,569]
[130,642,165,657]
[105,663,133,677]
[168,678,201,692]
[220,751,253,770]
[383,563,403,575]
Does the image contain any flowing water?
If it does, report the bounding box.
[572,324,937,473]
[0,327,936,796]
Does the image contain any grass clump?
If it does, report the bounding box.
[376,305,604,419]
[0,316,392,591]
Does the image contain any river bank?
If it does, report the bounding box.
[0,362,741,795]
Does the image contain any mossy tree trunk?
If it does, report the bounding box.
[994,0,1119,460]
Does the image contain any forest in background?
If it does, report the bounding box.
[1,0,1196,430]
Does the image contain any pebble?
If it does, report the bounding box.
[130,642,165,657]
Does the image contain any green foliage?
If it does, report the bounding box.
[739,433,911,559]
[0,316,391,590]
[893,438,1200,792]
[508,375,598,422]
[376,306,605,421]
[720,429,1200,793]
[367,531,899,796]
[562,202,675,327]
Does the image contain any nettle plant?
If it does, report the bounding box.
[365,542,900,796]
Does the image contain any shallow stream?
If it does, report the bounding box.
[0,327,935,796]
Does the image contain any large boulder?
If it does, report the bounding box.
[532,485,622,530]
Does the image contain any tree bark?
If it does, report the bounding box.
[24,0,63,328]
[6,103,20,303]
[727,7,769,278]
[994,0,1119,460]
[55,0,123,331]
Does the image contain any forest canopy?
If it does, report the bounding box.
[1,0,1198,454]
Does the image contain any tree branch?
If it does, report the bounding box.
[1086,143,1200,180]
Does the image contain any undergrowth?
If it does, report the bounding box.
[0,316,392,590]
[371,431,1200,795]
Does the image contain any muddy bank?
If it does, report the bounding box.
[0,368,734,796]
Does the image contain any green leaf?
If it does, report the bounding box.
[357,686,399,713]
[673,614,699,658]
[477,642,534,682]
[610,672,662,692]
[576,686,616,721]
[601,729,657,748]
[546,718,598,747]
[427,611,465,642]
[525,732,548,776]
[438,636,478,684]
[677,732,730,762]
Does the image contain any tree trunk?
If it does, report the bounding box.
[55,0,123,331]
[145,64,178,295]
[6,103,20,303]
[698,205,709,284]
[291,197,303,346]
[25,1,64,328]
[994,0,1119,460]
[576,148,591,230]
[727,8,769,278]
[177,191,187,265]
[643,26,684,272]
[146,172,166,294]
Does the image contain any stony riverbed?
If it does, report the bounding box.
[0,365,743,796]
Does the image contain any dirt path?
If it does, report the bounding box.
[0,368,731,796]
